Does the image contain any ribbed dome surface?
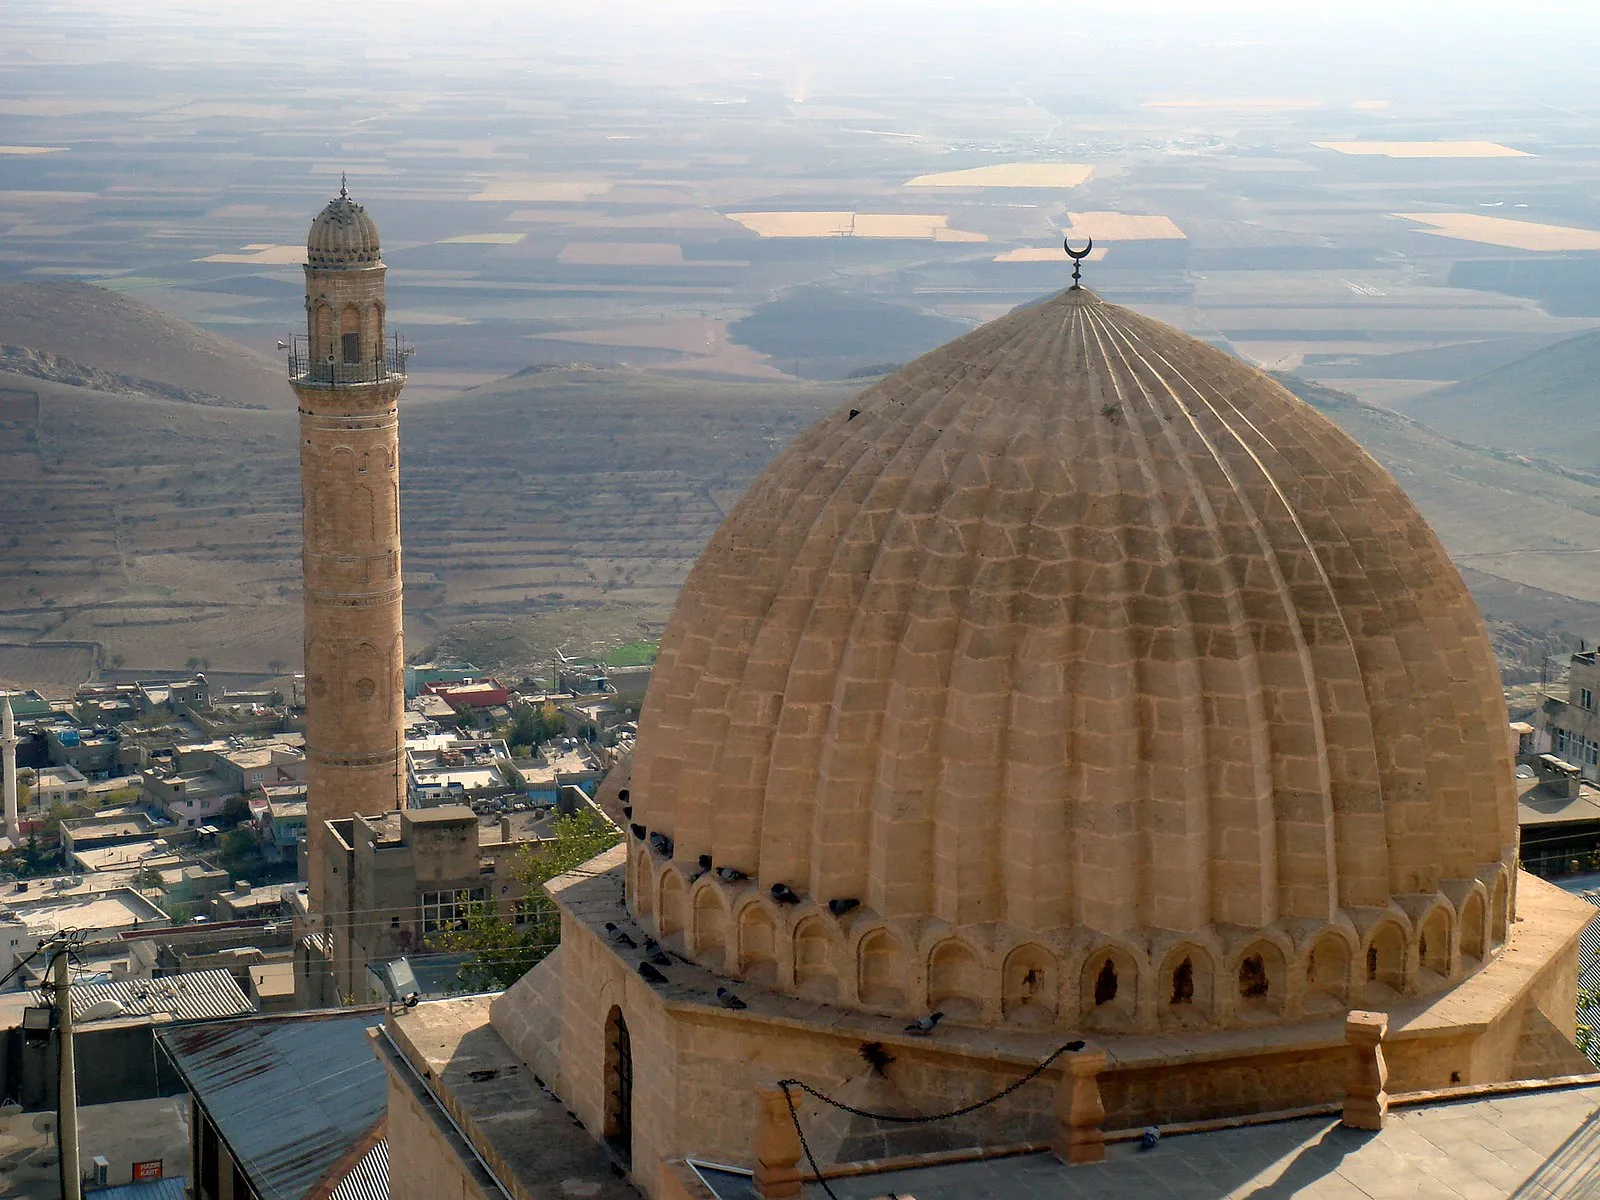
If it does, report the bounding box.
[307,185,380,267]
[631,288,1515,943]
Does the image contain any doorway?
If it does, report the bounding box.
[603,1006,632,1167]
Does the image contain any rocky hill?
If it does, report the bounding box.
[0,281,289,410]
[1394,326,1600,469]
[2,296,1599,686]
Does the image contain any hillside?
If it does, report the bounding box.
[3,296,1600,687]
[1393,326,1600,468]
[0,282,289,410]
[1273,371,1600,637]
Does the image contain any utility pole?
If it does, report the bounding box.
[51,938,81,1200]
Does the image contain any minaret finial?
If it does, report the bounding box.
[1064,234,1094,289]
[340,172,349,200]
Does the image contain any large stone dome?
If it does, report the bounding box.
[306,182,381,267]
[626,287,1518,1032]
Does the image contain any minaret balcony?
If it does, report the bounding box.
[286,333,410,387]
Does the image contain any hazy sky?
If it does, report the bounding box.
[11,0,1600,107]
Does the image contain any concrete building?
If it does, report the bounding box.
[31,763,89,808]
[375,288,1592,1200]
[1534,648,1600,782]
[288,182,409,912]
[297,803,564,1007]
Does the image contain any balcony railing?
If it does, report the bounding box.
[286,333,410,386]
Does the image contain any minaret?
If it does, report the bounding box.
[288,180,408,910]
[2,696,17,838]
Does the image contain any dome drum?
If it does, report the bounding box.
[630,838,1512,1033]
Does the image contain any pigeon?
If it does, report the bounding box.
[638,961,668,984]
[649,832,674,859]
[604,922,636,948]
[1064,1039,1086,1052]
[1140,1126,1161,1152]
[770,883,801,905]
[629,823,646,840]
[827,898,860,917]
[716,986,747,1010]
[643,942,670,967]
[904,1011,944,1035]
[716,867,748,883]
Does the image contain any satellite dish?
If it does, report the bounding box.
[79,999,127,1023]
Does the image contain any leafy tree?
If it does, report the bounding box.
[437,808,620,991]
[509,701,564,750]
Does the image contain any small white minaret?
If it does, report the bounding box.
[1,696,17,839]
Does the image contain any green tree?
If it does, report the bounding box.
[437,808,620,991]
[509,701,564,751]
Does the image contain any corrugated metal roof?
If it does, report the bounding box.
[85,1176,190,1200]
[327,1138,388,1200]
[158,1011,388,1200]
[38,968,255,1023]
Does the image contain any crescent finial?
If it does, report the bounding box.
[1063,235,1093,288]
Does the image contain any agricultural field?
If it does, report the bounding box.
[3,0,1600,682]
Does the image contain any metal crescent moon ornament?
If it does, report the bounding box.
[1063,235,1093,288]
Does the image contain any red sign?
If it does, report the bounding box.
[132,1160,163,1181]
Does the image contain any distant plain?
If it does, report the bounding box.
[2,0,1600,685]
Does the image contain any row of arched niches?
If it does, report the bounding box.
[626,844,1515,1031]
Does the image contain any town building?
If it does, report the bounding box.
[1534,647,1600,782]
[375,287,1593,1200]
[288,183,409,913]
[295,798,590,1008]
[31,762,89,808]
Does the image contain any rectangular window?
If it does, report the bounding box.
[1557,729,1570,755]
[1583,688,1595,711]
[420,887,487,934]
[341,331,361,364]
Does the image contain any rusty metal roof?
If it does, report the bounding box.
[157,1011,387,1200]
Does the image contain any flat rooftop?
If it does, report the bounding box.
[5,886,167,934]
[694,1082,1600,1199]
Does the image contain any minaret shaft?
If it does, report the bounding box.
[290,187,407,911]
[2,697,18,839]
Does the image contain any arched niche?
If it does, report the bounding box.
[1080,945,1137,1031]
[737,904,777,985]
[313,302,334,360]
[1363,921,1406,1002]
[629,846,652,918]
[1418,906,1452,986]
[1159,944,1214,1029]
[339,304,362,364]
[692,886,729,970]
[1490,873,1509,948]
[1001,944,1057,1028]
[927,940,982,1023]
[1234,940,1287,1022]
[350,483,377,544]
[1304,931,1351,1015]
[1459,890,1486,965]
[856,928,904,1011]
[657,869,687,947]
[794,918,838,1001]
